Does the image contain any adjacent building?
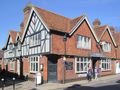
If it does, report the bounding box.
[0,50,4,70]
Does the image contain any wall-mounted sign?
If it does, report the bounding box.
[65,61,73,70]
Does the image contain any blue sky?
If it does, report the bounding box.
[0,0,120,49]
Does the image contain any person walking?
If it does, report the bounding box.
[95,67,98,80]
[87,67,92,82]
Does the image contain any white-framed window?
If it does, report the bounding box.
[102,41,111,52]
[10,61,15,70]
[101,59,111,71]
[30,56,39,73]
[77,35,91,49]
[75,57,91,73]
[29,33,42,47]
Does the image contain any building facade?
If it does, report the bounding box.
[3,4,120,83]
[0,50,4,70]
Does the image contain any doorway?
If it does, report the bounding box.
[92,58,98,78]
[48,55,58,82]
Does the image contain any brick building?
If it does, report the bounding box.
[3,4,120,83]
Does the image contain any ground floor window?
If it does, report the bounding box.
[30,56,39,73]
[75,57,91,73]
[10,61,15,70]
[101,59,111,71]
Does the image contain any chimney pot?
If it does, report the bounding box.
[93,19,101,29]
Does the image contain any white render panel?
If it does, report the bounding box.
[22,11,50,56]
[46,40,50,52]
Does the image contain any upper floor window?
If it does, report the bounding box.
[101,41,111,52]
[77,35,91,49]
[30,33,41,47]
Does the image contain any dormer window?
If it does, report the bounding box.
[101,41,111,52]
[77,35,91,49]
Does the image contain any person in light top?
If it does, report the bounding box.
[95,67,99,80]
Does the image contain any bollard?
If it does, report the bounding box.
[1,78,4,90]
[13,77,16,90]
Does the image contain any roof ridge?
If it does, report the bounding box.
[34,6,71,20]
[71,15,85,20]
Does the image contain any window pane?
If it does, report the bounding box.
[36,63,38,71]
[77,63,80,71]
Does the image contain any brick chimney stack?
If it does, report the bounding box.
[93,19,101,29]
[23,3,33,26]
[20,22,24,34]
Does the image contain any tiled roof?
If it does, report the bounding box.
[112,32,120,45]
[97,25,107,31]
[34,6,70,33]
[25,6,84,33]
[0,50,4,59]
[9,30,18,43]
[18,32,22,38]
[94,25,107,39]
[70,16,84,30]
[19,5,85,35]
[95,29,103,39]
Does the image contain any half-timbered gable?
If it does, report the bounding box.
[21,9,50,56]
[15,33,22,58]
[4,31,17,59]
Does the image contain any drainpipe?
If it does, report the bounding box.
[62,33,67,84]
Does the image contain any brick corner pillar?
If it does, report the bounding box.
[40,56,48,83]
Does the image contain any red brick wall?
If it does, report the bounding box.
[51,34,64,54]
[23,57,29,75]
[57,57,85,82]
[40,56,48,82]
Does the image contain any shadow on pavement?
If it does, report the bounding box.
[116,80,120,83]
[30,88,38,90]
[64,83,120,90]
[0,69,28,88]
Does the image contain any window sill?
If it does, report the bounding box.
[75,71,87,74]
[30,71,38,74]
[101,70,111,72]
[103,51,111,53]
[10,69,14,71]
[76,48,91,51]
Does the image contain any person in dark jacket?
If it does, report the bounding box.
[87,67,93,82]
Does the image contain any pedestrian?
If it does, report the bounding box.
[87,67,92,82]
[95,67,98,80]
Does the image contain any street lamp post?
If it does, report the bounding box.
[13,77,16,90]
[1,78,4,90]
[63,33,67,84]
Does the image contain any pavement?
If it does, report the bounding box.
[1,74,120,90]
